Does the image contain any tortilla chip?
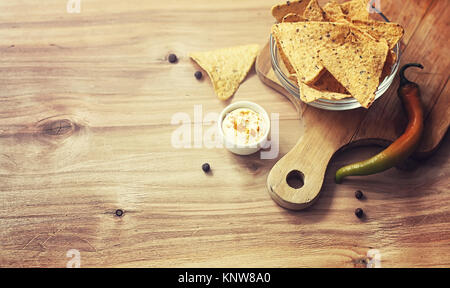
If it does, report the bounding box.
[303,0,325,21]
[318,30,388,108]
[272,22,350,84]
[276,39,296,75]
[341,0,369,21]
[323,0,346,21]
[346,26,375,43]
[288,73,298,83]
[313,70,350,94]
[282,13,303,22]
[190,44,260,100]
[351,20,404,49]
[300,82,350,102]
[271,0,310,22]
[380,49,397,82]
[274,28,296,75]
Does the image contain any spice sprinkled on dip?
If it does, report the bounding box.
[222,108,267,146]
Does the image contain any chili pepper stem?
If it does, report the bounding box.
[399,63,424,86]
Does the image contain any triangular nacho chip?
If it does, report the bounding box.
[271,0,309,22]
[282,13,303,23]
[341,0,369,21]
[276,38,296,75]
[318,30,388,108]
[190,44,260,100]
[351,20,404,49]
[380,49,397,81]
[303,0,325,21]
[313,70,350,94]
[271,22,351,84]
[300,82,350,102]
[323,0,346,21]
[300,70,351,102]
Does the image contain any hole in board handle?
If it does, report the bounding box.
[286,170,305,189]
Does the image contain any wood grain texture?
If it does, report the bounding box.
[0,0,449,267]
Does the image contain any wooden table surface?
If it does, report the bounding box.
[1,0,449,268]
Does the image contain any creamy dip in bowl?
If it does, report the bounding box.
[218,101,270,155]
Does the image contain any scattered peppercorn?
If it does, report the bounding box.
[168,54,178,63]
[115,209,124,217]
[202,163,211,173]
[355,208,364,218]
[194,71,203,80]
[355,190,364,199]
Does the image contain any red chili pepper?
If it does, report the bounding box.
[335,63,424,184]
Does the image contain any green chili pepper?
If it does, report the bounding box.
[335,63,424,184]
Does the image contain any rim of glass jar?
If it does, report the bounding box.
[269,26,401,111]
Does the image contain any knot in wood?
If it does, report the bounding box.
[41,119,75,136]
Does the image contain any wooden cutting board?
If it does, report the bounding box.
[256,41,449,211]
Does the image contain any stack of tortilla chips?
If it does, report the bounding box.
[271,0,404,108]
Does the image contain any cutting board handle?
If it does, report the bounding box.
[267,133,336,210]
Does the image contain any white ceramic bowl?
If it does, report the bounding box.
[218,101,270,156]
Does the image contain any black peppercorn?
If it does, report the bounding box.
[168,54,177,63]
[115,209,124,217]
[355,208,364,218]
[355,190,364,199]
[202,163,210,173]
[194,71,203,80]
